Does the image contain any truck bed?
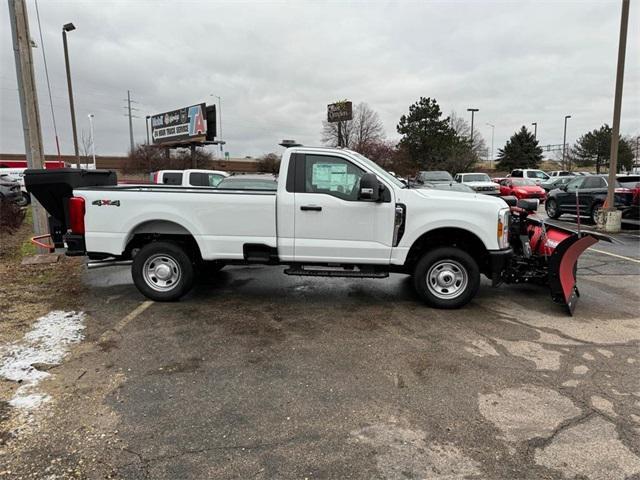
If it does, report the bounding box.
[75,185,277,260]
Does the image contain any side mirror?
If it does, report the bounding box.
[359,173,381,201]
[560,185,568,192]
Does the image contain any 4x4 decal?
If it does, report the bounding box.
[92,199,120,207]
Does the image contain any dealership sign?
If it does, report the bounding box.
[151,103,207,144]
[327,101,353,123]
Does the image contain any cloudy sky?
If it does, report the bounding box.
[1,0,639,159]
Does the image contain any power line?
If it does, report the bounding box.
[34,0,61,159]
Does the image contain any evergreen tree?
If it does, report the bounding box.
[496,126,543,171]
[573,124,634,173]
[396,97,466,170]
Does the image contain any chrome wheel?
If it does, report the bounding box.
[426,260,468,300]
[546,200,557,217]
[142,254,181,292]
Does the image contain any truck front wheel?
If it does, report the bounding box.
[132,242,194,301]
[413,247,480,309]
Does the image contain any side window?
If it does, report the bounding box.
[511,170,523,178]
[163,172,182,185]
[566,177,585,192]
[189,172,209,186]
[208,174,224,187]
[500,179,508,186]
[304,155,365,201]
[582,177,604,189]
[454,174,461,183]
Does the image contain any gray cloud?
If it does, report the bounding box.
[1,0,638,158]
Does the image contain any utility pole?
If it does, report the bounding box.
[532,122,537,140]
[127,90,134,153]
[467,108,479,146]
[8,0,49,252]
[62,22,79,167]
[123,90,139,153]
[145,115,150,144]
[562,115,571,170]
[604,0,630,230]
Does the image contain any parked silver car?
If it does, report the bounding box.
[0,173,22,203]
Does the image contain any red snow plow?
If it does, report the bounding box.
[499,197,611,315]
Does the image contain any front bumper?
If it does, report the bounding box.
[488,248,513,286]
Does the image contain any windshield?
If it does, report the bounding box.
[350,152,407,189]
[512,179,536,186]
[419,171,452,181]
[463,174,491,182]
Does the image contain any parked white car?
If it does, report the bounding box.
[453,173,500,195]
[547,170,573,177]
[151,169,229,187]
[509,169,550,185]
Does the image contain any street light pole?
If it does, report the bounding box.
[62,22,79,167]
[467,108,479,146]
[562,115,571,170]
[486,123,495,168]
[532,122,537,140]
[87,113,95,169]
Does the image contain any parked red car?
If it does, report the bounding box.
[498,178,547,202]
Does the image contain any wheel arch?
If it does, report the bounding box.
[123,219,203,261]
[404,227,490,275]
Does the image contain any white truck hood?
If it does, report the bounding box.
[396,187,508,251]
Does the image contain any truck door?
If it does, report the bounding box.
[293,153,395,264]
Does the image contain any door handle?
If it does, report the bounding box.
[300,205,322,211]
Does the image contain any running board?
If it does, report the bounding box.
[284,265,389,278]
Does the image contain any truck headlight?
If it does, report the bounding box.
[497,208,510,249]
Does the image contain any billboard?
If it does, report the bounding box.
[151,103,208,145]
[327,101,353,123]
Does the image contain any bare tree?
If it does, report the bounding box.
[257,153,281,174]
[449,111,487,156]
[80,129,93,164]
[322,102,384,152]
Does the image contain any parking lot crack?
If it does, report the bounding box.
[529,410,596,451]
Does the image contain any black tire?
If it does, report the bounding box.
[590,202,603,224]
[15,192,30,207]
[131,241,194,301]
[545,198,561,219]
[413,247,480,309]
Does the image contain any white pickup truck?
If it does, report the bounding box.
[26,147,514,309]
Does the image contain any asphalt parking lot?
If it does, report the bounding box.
[2,224,640,479]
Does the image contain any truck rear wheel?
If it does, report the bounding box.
[413,247,480,309]
[132,241,194,301]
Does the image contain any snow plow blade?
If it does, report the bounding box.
[547,231,611,315]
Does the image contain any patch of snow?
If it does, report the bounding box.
[0,311,85,409]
